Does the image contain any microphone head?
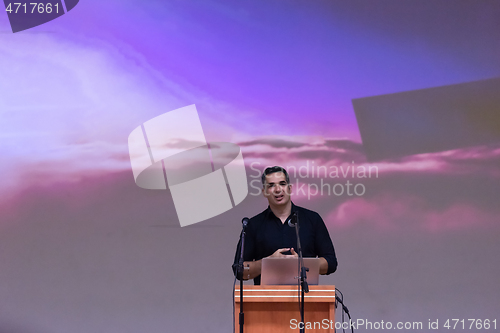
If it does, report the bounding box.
[241,217,250,227]
[287,212,298,227]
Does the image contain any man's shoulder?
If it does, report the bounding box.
[249,207,271,223]
[244,208,272,233]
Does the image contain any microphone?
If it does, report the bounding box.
[287,212,298,227]
[242,217,249,228]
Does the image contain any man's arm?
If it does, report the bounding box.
[313,212,338,275]
[233,220,258,280]
[319,257,328,275]
[241,260,261,280]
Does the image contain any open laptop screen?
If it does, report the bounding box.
[260,257,320,286]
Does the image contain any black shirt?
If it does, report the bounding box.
[233,203,338,285]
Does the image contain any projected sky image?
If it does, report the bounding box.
[1,1,499,332]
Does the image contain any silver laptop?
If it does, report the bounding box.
[261,257,320,285]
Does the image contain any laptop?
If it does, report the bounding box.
[260,257,320,286]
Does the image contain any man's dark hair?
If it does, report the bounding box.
[261,166,290,186]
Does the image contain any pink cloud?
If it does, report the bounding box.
[326,195,498,232]
[243,137,500,178]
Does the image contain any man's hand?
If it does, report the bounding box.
[241,248,300,280]
[268,248,299,258]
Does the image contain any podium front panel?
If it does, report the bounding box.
[234,285,335,333]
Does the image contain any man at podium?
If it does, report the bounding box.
[233,166,338,285]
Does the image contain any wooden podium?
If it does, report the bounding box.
[234,285,335,333]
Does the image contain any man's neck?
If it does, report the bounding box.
[269,202,292,223]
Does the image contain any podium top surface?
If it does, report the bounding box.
[234,285,335,303]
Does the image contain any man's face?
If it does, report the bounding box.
[263,172,292,207]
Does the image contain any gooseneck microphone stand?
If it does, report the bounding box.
[288,211,309,333]
[236,217,249,333]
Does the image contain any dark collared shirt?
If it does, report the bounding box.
[233,203,338,285]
